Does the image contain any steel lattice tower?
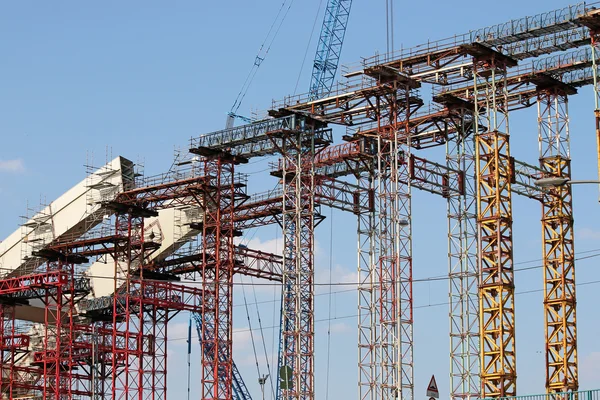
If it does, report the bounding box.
[357,141,377,400]
[473,50,517,398]
[537,87,578,393]
[278,118,324,400]
[197,156,245,399]
[374,83,414,400]
[588,20,600,196]
[446,102,479,400]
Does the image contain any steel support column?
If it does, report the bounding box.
[198,157,239,400]
[473,54,517,398]
[537,88,578,394]
[374,84,413,400]
[277,118,325,400]
[111,212,151,400]
[590,33,600,200]
[0,305,19,399]
[356,141,377,400]
[446,106,479,400]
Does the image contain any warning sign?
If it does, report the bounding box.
[426,375,439,399]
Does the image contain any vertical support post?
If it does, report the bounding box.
[590,34,600,201]
[446,105,479,400]
[141,305,168,400]
[357,141,377,400]
[41,261,82,399]
[198,156,238,400]
[373,81,414,400]
[111,212,148,400]
[278,116,322,400]
[537,87,578,394]
[397,90,414,400]
[473,53,517,398]
[0,305,17,399]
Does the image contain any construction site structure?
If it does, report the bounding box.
[1,1,600,399]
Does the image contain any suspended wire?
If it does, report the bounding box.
[270,225,280,400]
[236,201,281,399]
[81,249,600,289]
[167,277,600,342]
[251,276,277,399]
[293,0,326,95]
[240,275,262,381]
[218,247,600,310]
[186,313,192,400]
[325,208,334,400]
[230,0,296,117]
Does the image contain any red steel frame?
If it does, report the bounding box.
[197,155,240,399]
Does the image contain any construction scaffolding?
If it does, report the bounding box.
[2,2,600,400]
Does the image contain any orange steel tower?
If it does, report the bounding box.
[472,47,517,398]
[537,84,578,393]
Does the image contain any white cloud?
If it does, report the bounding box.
[315,263,357,295]
[0,159,24,173]
[577,227,600,241]
[580,351,600,388]
[170,322,191,340]
[237,236,282,256]
[233,326,253,349]
[329,322,351,334]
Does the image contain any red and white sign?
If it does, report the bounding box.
[426,375,439,399]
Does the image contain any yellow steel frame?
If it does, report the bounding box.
[474,56,517,398]
[537,89,578,394]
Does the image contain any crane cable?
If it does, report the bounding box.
[186,312,192,400]
[230,0,295,120]
[241,274,263,382]
[385,0,394,55]
[293,0,326,95]
[270,225,280,400]
[237,208,279,398]
[251,277,277,399]
[325,208,334,400]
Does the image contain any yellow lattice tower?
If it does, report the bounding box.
[537,86,578,393]
[473,49,517,398]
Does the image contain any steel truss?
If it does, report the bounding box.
[276,118,328,400]
[582,10,600,194]
[196,155,247,399]
[372,80,415,400]
[445,102,479,400]
[110,208,166,400]
[473,50,517,398]
[356,142,377,400]
[537,88,578,394]
[0,265,92,399]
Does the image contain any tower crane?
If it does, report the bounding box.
[192,312,253,400]
[309,0,353,100]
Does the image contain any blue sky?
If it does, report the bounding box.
[1,1,600,398]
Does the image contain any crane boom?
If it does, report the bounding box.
[192,312,253,400]
[309,0,353,100]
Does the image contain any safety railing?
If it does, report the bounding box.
[488,390,600,400]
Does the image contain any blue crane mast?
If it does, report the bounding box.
[192,312,253,400]
[309,0,353,100]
